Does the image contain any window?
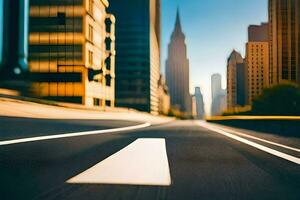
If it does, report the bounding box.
[88,24,93,42]
[57,12,66,25]
[105,75,111,86]
[105,100,111,107]
[93,98,100,106]
[89,0,93,16]
[88,51,93,66]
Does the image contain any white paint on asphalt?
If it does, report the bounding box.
[197,121,300,165]
[0,123,151,146]
[206,124,300,153]
[67,138,171,186]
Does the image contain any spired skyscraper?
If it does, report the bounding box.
[108,0,161,114]
[166,9,191,114]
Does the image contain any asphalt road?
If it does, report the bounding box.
[0,118,299,200]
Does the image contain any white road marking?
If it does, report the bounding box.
[204,123,300,153]
[67,138,171,186]
[0,123,151,146]
[197,121,300,165]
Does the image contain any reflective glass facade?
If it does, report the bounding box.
[0,0,29,78]
[269,0,300,84]
[108,0,161,114]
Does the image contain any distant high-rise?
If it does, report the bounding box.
[246,23,269,104]
[28,0,115,107]
[108,0,161,114]
[211,74,222,101]
[269,0,300,84]
[166,9,191,114]
[194,87,205,119]
[211,73,226,116]
[227,50,248,109]
[0,0,29,79]
[157,75,170,115]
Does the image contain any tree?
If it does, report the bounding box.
[252,83,300,116]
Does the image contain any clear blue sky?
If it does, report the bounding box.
[161,0,268,115]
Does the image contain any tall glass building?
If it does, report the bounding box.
[108,0,161,114]
[269,0,300,84]
[0,0,29,79]
[28,0,115,107]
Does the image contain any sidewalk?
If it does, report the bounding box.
[0,90,174,125]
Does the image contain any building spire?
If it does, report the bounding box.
[175,7,182,32]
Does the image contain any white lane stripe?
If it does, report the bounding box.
[203,123,300,153]
[0,123,151,146]
[67,138,171,186]
[196,121,300,165]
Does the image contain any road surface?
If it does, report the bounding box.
[0,118,299,200]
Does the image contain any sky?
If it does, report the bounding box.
[161,0,268,115]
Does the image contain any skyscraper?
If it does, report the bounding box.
[227,50,248,109]
[29,0,115,107]
[211,73,226,116]
[157,75,170,115]
[166,9,191,114]
[269,0,300,84]
[108,0,161,114]
[0,0,29,79]
[246,23,269,104]
[211,73,222,102]
[194,87,205,119]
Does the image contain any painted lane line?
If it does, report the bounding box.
[197,121,300,165]
[0,123,151,146]
[67,138,171,186]
[202,123,300,153]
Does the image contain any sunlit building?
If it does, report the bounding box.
[227,50,248,109]
[166,9,191,115]
[0,0,29,79]
[269,0,300,84]
[157,75,170,115]
[28,0,115,108]
[194,87,205,119]
[108,0,161,114]
[246,23,269,104]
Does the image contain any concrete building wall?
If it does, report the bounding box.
[29,0,115,108]
[227,50,247,109]
[246,42,269,104]
[157,75,170,115]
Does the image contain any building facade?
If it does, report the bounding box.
[166,10,191,115]
[246,23,269,104]
[108,0,161,114]
[211,73,226,116]
[0,0,29,79]
[28,0,115,108]
[157,75,170,115]
[269,0,300,85]
[194,87,205,119]
[227,50,248,109]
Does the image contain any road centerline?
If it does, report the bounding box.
[67,138,172,186]
[0,122,151,146]
[196,121,300,165]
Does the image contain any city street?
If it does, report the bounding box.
[1,116,299,200]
